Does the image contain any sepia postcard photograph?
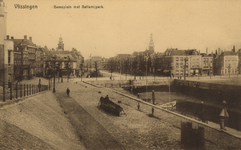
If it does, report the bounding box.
[1,0,241,149]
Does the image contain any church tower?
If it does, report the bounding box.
[57,36,64,51]
[148,34,155,53]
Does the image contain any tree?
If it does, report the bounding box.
[106,57,117,78]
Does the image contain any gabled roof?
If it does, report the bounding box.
[222,51,237,56]
[13,38,37,51]
[165,48,199,56]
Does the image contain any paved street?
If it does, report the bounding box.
[51,77,241,149]
[3,74,241,149]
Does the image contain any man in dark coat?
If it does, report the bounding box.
[66,88,70,96]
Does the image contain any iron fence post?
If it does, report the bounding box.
[20,84,22,98]
[10,83,12,100]
[16,83,18,99]
[24,84,25,96]
[27,84,28,96]
[30,84,31,95]
[3,82,5,102]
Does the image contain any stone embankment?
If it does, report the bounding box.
[0,91,85,150]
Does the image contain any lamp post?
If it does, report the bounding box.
[236,67,239,77]
[52,56,57,93]
[228,64,231,78]
[184,57,188,80]
[220,67,222,78]
[144,54,149,100]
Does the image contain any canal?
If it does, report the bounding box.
[123,84,241,131]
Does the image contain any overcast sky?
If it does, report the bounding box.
[4,0,241,58]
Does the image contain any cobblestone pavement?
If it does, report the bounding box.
[9,77,241,149]
[54,80,239,150]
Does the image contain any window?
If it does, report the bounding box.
[176,70,179,75]
[176,57,179,61]
[8,51,11,66]
[180,70,183,75]
[180,57,183,61]
[176,63,179,68]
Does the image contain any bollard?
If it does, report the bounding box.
[27,84,28,96]
[137,103,140,110]
[219,101,229,130]
[137,93,140,99]
[152,90,155,105]
[181,122,205,149]
[152,108,154,115]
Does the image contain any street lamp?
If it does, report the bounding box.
[144,54,149,100]
[52,56,57,93]
[184,57,188,80]
[228,64,231,78]
[220,67,222,78]
[236,67,239,77]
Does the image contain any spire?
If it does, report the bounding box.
[148,33,155,54]
[149,34,154,48]
[57,36,64,51]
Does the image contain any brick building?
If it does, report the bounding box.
[13,35,41,79]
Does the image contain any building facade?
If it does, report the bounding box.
[213,51,238,75]
[158,48,201,77]
[201,54,213,76]
[13,35,41,79]
[0,1,14,87]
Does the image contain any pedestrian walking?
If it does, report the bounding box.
[66,87,70,96]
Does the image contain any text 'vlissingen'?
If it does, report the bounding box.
[14,4,38,10]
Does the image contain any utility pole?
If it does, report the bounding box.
[95,61,97,81]
[52,56,57,93]
[228,64,231,78]
[184,57,188,80]
[144,54,149,100]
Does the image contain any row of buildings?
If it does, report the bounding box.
[0,0,84,85]
[104,33,241,78]
[157,47,239,77]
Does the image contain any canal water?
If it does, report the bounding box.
[124,85,241,131]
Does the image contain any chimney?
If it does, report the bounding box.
[218,48,221,55]
[6,35,9,39]
[24,35,27,40]
[206,48,208,55]
[233,45,235,52]
[29,37,32,42]
[11,36,14,39]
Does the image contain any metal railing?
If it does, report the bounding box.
[0,82,49,102]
